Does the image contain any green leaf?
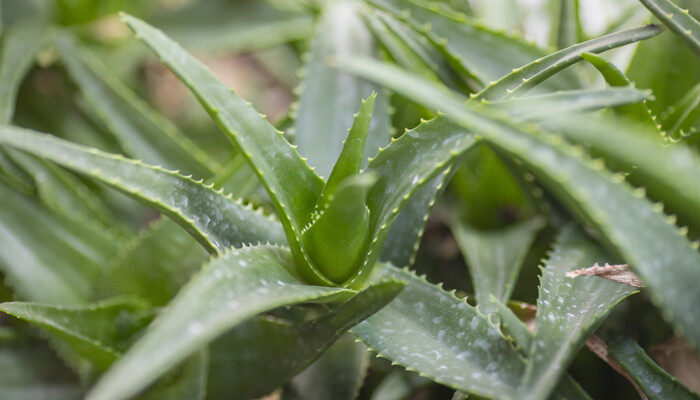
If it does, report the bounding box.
[56,34,219,178]
[150,0,314,54]
[293,1,391,179]
[488,297,594,400]
[0,19,46,124]
[339,58,700,349]
[475,24,664,100]
[0,184,119,304]
[351,117,478,287]
[601,333,700,399]
[540,114,700,228]
[121,14,330,284]
[0,298,151,370]
[369,0,578,91]
[0,338,82,400]
[285,334,369,400]
[627,8,700,116]
[209,280,403,400]
[87,245,354,400]
[369,371,430,400]
[5,150,123,230]
[662,82,700,138]
[141,351,208,400]
[102,219,208,306]
[637,0,700,55]
[549,0,584,49]
[0,125,286,255]
[517,227,637,400]
[579,52,656,124]
[492,87,653,120]
[380,170,452,267]
[351,264,526,399]
[321,94,376,204]
[303,174,377,284]
[451,217,545,314]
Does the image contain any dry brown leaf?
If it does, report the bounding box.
[566,263,645,288]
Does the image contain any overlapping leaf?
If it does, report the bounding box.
[340,59,700,348]
[351,264,525,399]
[87,245,355,400]
[209,280,402,400]
[0,126,286,254]
[637,0,700,55]
[517,227,637,400]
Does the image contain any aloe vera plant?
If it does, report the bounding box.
[0,0,699,399]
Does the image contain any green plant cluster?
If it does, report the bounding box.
[0,0,698,399]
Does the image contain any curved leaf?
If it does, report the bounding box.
[451,217,545,314]
[0,19,46,123]
[0,184,118,304]
[121,14,329,283]
[151,0,314,54]
[369,0,578,91]
[0,125,286,254]
[0,338,82,400]
[637,0,700,55]
[293,0,390,178]
[286,335,369,400]
[210,280,403,400]
[351,264,525,399]
[56,34,219,178]
[518,227,637,400]
[0,298,151,370]
[351,117,478,287]
[475,24,664,100]
[602,333,700,399]
[87,245,354,400]
[540,114,700,227]
[339,58,700,348]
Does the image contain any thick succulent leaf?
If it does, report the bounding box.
[369,0,578,90]
[321,94,376,203]
[102,219,208,306]
[493,88,652,121]
[0,184,118,304]
[662,82,700,137]
[540,114,700,227]
[209,280,403,400]
[0,125,286,254]
[0,298,150,370]
[150,0,314,54]
[5,150,122,230]
[350,117,478,287]
[122,14,328,283]
[475,24,664,100]
[56,34,218,178]
[140,351,208,400]
[380,170,452,267]
[518,227,637,400]
[340,59,700,348]
[451,217,545,314]
[285,335,369,400]
[87,245,354,400]
[602,333,700,399]
[550,0,584,49]
[489,297,594,400]
[351,264,526,399]
[637,0,700,55]
[370,371,431,400]
[0,19,46,123]
[627,4,700,116]
[293,0,391,179]
[579,52,656,124]
[0,338,82,400]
